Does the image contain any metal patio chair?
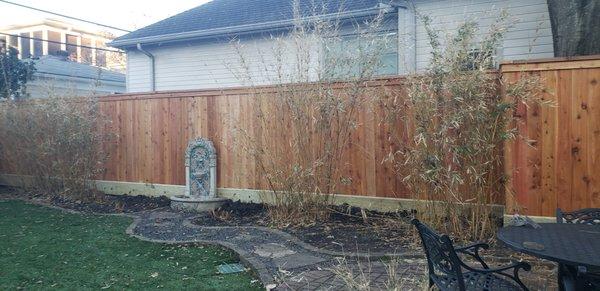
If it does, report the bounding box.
[556,208,600,225]
[411,219,531,291]
[556,208,600,290]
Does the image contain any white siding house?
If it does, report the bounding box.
[126,37,288,92]
[112,0,554,93]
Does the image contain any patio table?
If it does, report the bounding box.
[497,223,600,290]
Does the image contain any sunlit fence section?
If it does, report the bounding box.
[503,57,600,217]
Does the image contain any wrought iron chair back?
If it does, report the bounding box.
[412,219,531,291]
[556,208,600,225]
[411,219,466,290]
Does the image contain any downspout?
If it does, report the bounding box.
[136,43,155,92]
[393,3,416,75]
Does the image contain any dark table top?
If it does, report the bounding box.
[497,223,600,268]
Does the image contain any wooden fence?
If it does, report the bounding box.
[96,79,411,199]
[1,57,598,216]
[503,57,600,216]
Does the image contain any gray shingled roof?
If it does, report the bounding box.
[34,56,125,83]
[112,0,395,47]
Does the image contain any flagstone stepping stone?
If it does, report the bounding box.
[273,253,327,269]
[254,243,297,258]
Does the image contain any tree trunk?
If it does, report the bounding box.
[547,0,600,57]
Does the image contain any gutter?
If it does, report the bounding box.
[391,2,416,74]
[110,6,402,48]
[136,43,156,92]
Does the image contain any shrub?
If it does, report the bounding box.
[384,11,545,240]
[0,47,36,100]
[0,96,112,200]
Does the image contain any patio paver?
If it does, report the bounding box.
[127,208,426,290]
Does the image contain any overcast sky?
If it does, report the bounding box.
[0,0,212,36]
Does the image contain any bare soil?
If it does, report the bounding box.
[0,186,170,213]
[193,200,417,254]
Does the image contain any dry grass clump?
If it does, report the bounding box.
[329,257,425,291]
[230,1,394,226]
[384,11,547,241]
[0,96,112,200]
[210,208,232,222]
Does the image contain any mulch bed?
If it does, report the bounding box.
[0,186,170,213]
[192,200,559,286]
[49,194,170,213]
[193,200,418,254]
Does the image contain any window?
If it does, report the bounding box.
[461,49,495,71]
[47,31,61,56]
[66,34,78,60]
[95,40,106,67]
[8,35,18,48]
[323,32,398,79]
[81,37,93,64]
[19,33,31,58]
[33,31,43,57]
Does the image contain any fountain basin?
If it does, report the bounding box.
[170,195,228,212]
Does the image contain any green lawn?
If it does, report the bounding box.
[0,200,261,290]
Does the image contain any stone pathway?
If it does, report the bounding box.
[127,208,426,290]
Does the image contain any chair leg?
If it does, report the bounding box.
[559,264,578,291]
[574,279,589,291]
[559,265,565,291]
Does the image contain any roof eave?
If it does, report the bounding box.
[109,6,400,49]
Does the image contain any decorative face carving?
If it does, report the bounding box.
[185,138,216,198]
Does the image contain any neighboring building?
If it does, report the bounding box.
[110,0,555,93]
[26,54,125,98]
[0,19,124,72]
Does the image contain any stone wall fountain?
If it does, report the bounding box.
[170,138,227,212]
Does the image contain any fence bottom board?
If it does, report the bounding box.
[0,174,504,215]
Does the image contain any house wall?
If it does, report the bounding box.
[126,18,399,92]
[413,0,554,71]
[125,0,554,93]
[126,37,293,92]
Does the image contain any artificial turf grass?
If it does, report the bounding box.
[0,200,262,290]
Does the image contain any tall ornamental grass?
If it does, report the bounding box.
[0,96,112,200]
[384,11,546,240]
[230,1,394,226]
